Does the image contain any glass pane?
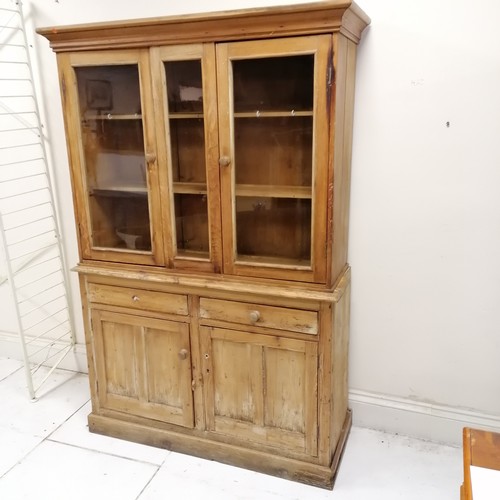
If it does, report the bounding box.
[164,60,209,259]
[175,194,209,256]
[169,118,206,184]
[233,56,314,112]
[232,55,314,267]
[234,116,312,187]
[165,60,203,113]
[75,65,151,251]
[236,197,311,266]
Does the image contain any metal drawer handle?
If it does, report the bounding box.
[178,349,188,361]
[249,310,261,323]
[132,295,140,302]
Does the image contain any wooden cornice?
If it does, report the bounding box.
[37,1,370,52]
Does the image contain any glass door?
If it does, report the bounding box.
[217,36,331,282]
[61,50,163,265]
[151,45,221,272]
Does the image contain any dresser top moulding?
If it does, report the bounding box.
[36,1,370,52]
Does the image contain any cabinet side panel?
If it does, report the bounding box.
[330,35,357,285]
[80,276,99,412]
[317,301,334,465]
[330,280,350,455]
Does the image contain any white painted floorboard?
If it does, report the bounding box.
[0,358,462,499]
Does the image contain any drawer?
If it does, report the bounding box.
[199,297,318,335]
[87,283,188,316]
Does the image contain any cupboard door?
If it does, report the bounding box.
[59,50,164,265]
[91,309,194,428]
[200,326,318,456]
[217,36,331,283]
[150,44,222,272]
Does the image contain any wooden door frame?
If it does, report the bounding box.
[216,35,332,283]
[57,49,165,266]
[149,43,223,273]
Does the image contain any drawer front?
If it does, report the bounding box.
[199,297,318,335]
[87,283,188,316]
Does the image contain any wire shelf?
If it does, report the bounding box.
[0,0,75,399]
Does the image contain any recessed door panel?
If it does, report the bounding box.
[92,309,194,428]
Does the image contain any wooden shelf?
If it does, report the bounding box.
[177,249,210,260]
[234,110,313,118]
[173,182,207,195]
[84,114,142,121]
[235,184,311,199]
[169,112,204,119]
[90,187,148,198]
[236,253,311,269]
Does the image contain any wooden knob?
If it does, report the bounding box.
[178,349,188,360]
[132,295,140,302]
[249,310,261,323]
[145,152,156,164]
[218,156,231,167]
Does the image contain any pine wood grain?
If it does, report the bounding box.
[40,0,368,486]
[91,309,194,427]
[199,297,318,335]
[462,427,500,499]
[38,1,370,52]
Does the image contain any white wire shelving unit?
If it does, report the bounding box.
[0,0,76,399]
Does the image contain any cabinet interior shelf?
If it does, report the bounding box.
[172,182,207,194]
[84,114,142,121]
[235,184,312,199]
[170,184,312,198]
[90,184,311,199]
[167,110,313,120]
[236,253,311,269]
[169,112,204,119]
[234,110,313,118]
[90,187,148,198]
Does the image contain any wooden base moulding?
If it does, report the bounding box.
[89,409,352,489]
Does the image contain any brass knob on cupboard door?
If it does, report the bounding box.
[178,349,188,361]
[219,156,231,167]
[249,310,261,323]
